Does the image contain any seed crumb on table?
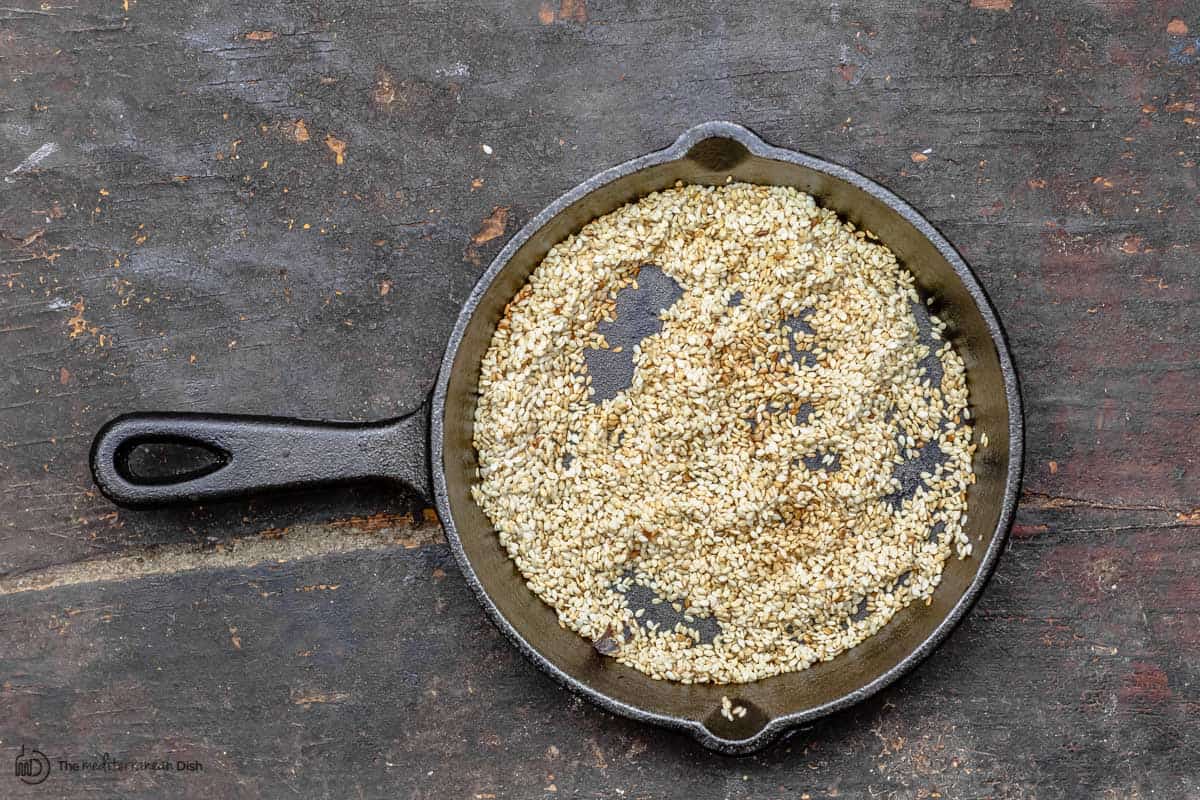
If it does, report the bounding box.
[473,182,975,684]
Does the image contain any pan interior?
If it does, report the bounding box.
[439,136,1013,745]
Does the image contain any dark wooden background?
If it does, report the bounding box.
[2,0,1198,797]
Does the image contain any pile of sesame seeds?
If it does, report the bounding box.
[472,182,976,684]
[720,695,748,721]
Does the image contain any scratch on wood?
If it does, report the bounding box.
[6,142,58,181]
[1023,491,1194,515]
[326,510,417,532]
[292,691,350,705]
[0,519,445,597]
[0,6,60,16]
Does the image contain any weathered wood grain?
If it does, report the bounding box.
[1,511,1197,799]
[1,0,1198,796]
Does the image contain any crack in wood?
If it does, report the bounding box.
[0,520,444,597]
[1022,491,1195,515]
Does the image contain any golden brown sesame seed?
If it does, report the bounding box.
[472,183,975,684]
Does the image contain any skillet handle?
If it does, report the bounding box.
[90,405,430,508]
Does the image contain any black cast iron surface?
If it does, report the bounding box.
[91,409,430,506]
[2,1,1199,796]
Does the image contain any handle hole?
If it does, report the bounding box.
[119,440,228,485]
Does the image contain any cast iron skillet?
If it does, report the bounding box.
[91,121,1023,754]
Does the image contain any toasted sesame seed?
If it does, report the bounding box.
[472,183,975,685]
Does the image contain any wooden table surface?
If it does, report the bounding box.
[2,1,1198,797]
